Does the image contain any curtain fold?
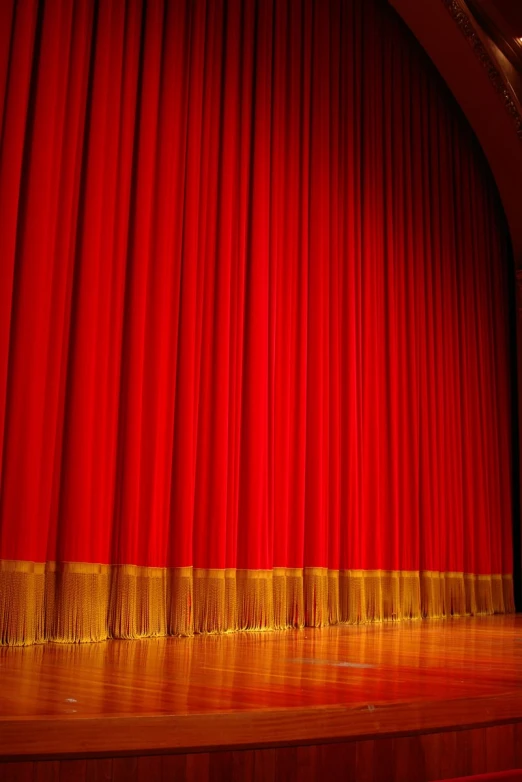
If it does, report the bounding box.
[0,0,516,646]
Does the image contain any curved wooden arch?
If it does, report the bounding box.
[389,0,522,265]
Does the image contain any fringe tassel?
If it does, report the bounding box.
[364,571,384,622]
[339,570,385,623]
[225,570,238,630]
[464,573,478,615]
[472,575,494,615]
[109,566,167,639]
[421,571,444,617]
[400,572,422,620]
[339,570,422,623]
[0,560,46,646]
[273,568,304,629]
[328,570,340,625]
[503,574,515,613]
[0,560,516,646]
[490,575,504,614]
[304,568,329,627]
[237,570,274,630]
[381,572,401,620]
[168,567,193,636]
[444,573,466,617]
[340,570,365,623]
[194,569,230,633]
[46,562,110,643]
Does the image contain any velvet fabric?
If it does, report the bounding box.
[0,0,515,644]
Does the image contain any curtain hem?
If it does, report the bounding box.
[0,559,515,646]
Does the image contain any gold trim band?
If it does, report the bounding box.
[0,560,515,646]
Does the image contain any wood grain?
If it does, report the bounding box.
[1,725,522,782]
[1,615,522,781]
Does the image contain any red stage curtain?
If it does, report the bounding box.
[0,0,515,645]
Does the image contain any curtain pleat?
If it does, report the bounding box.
[0,0,516,646]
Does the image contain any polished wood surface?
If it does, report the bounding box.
[1,616,522,769]
[2,730,522,782]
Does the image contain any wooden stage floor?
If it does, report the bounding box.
[1,615,522,781]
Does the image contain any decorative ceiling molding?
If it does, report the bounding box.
[442,0,522,139]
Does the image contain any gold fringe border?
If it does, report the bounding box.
[0,560,515,646]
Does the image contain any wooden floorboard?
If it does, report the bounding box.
[1,615,522,779]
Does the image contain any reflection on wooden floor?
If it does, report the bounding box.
[1,615,522,781]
